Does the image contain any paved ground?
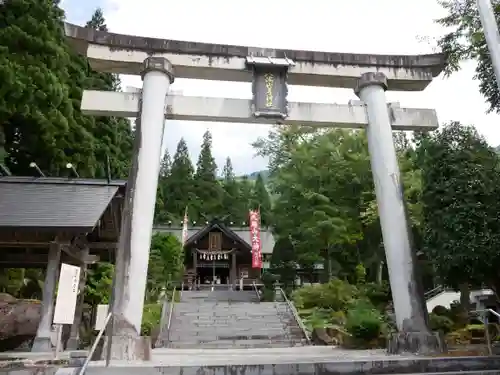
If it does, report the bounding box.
[0,351,86,361]
[83,346,409,367]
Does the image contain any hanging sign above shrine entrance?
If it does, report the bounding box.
[198,252,229,261]
[196,248,232,262]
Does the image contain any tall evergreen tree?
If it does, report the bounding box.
[166,138,195,220]
[236,175,253,225]
[221,157,240,224]
[418,121,500,295]
[194,131,223,219]
[222,157,235,184]
[83,8,133,179]
[155,150,172,223]
[0,0,95,176]
[250,173,271,226]
[159,150,172,178]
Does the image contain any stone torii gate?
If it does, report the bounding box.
[64,23,445,353]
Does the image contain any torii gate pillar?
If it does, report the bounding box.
[356,72,441,354]
[111,57,174,339]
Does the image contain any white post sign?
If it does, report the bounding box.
[53,263,80,358]
[53,263,81,324]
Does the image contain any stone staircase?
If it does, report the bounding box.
[158,289,308,349]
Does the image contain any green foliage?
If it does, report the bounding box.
[292,279,358,311]
[295,280,385,345]
[250,173,271,226]
[0,0,86,176]
[358,282,391,310]
[0,268,43,299]
[153,133,271,225]
[270,237,296,289]
[147,233,184,302]
[141,303,161,336]
[436,0,500,113]
[261,288,275,302]
[84,263,114,305]
[354,264,366,284]
[220,158,249,225]
[194,131,224,218]
[0,3,132,177]
[253,126,395,283]
[345,304,383,341]
[0,269,25,296]
[418,122,500,293]
[429,313,454,334]
[158,138,195,221]
[261,272,278,289]
[155,150,173,223]
[432,305,450,316]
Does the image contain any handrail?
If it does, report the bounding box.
[483,308,500,319]
[278,287,311,345]
[471,308,500,355]
[424,285,444,299]
[165,288,177,344]
[251,281,260,302]
[78,312,112,375]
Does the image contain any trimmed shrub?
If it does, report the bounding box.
[429,313,454,334]
[292,278,358,311]
[432,305,449,316]
[345,305,383,341]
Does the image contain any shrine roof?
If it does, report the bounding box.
[183,219,252,251]
[154,223,275,254]
[0,176,126,231]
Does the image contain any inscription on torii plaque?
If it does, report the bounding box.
[246,56,294,119]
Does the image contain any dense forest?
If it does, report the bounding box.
[3,0,500,345]
[154,132,272,227]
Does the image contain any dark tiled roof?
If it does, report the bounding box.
[154,225,276,254]
[0,177,125,230]
[0,176,127,186]
[183,219,252,251]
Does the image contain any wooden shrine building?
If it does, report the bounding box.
[156,219,274,288]
[184,219,258,287]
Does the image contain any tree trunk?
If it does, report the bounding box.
[376,261,384,285]
[458,283,470,327]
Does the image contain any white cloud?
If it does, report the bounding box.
[99,0,500,174]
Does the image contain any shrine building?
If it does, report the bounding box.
[154,218,274,288]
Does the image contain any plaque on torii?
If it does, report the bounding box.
[246,56,294,120]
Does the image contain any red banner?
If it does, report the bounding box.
[249,210,262,268]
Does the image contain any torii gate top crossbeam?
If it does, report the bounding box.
[64,23,445,91]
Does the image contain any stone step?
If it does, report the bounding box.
[171,322,285,327]
[169,334,291,341]
[170,327,287,334]
[167,340,298,349]
[162,298,306,349]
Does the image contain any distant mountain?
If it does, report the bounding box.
[243,170,269,181]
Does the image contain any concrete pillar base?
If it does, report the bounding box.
[65,337,79,350]
[31,336,52,352]
[101,335,152,361]
[387,331,447,355]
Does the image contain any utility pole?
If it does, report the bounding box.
[477,0,500,94]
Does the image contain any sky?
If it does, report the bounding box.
[61,0,500,175]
